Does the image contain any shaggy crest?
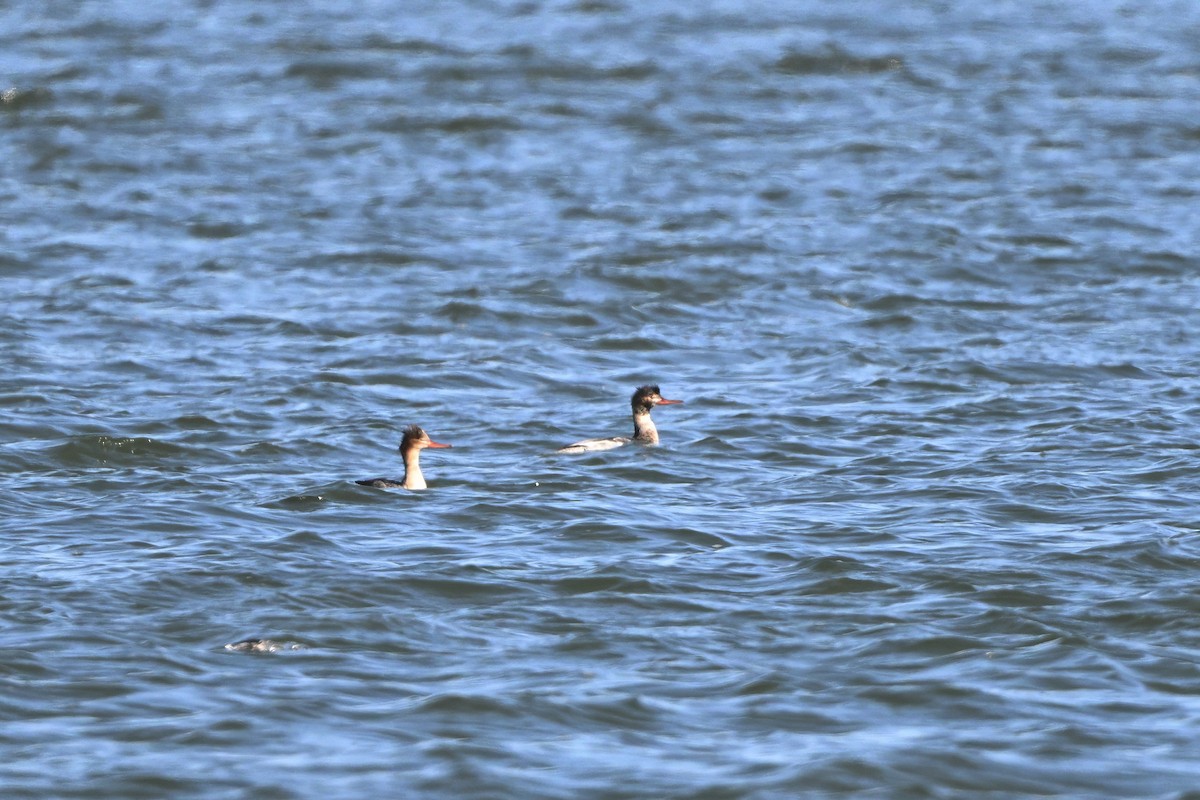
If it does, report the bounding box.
[401,424,427,443]
[632,384,661,403]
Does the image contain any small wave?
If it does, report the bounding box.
[224,638,305,654]
[0,86,52,110]
[46,435,194,467]
[284,59,391,85]
[773,44,903,75]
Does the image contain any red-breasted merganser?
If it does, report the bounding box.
[356,424,451,490]
[557,384,684,454]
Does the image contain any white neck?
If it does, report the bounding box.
[401,448,427,490]
[632,408,659,443]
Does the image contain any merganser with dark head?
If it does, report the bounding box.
[356,424,451,490]
[557,384,684,454]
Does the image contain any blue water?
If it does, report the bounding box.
[4,1,1200,797]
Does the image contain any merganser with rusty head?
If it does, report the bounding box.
[356,424,451,490]
[557,384,684,454]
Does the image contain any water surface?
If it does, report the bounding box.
[4,1,1200,797]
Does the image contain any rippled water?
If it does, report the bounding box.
[4,1,1200,797]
